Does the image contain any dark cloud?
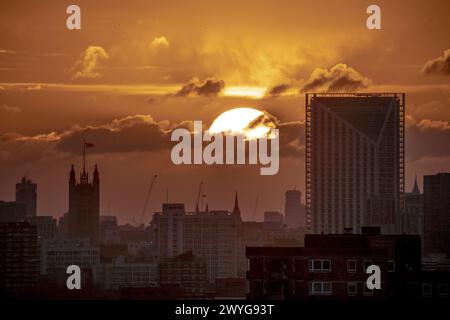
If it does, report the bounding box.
[0,115,192,166]
[422,49,450,75]
[174,77,225,97]
[265,84,291,98]
[250,111,304,158]
[301,63,371,93]
[56,115,186,155]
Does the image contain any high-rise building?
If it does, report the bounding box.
[423,173,450,257]
[305,93,405,234]
[15,176,37,217]
[0,221,39,296]
[151,195,242,281]
[284,189,305,229]
[68,164,100,243]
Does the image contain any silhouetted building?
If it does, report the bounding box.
[284,189,304,228]
[246,227,421,300]
[28,216,57,242]
[151,197,242,281]
[15,176,37,217]
[68,164,100,243]
[41,238,100,275]
[424,172,450,257]
[160,251,209,297]
[264,211,284,231]
[0,221,39,297]
[99,215,120,244]
[0,201,26,222]
[57,212,70,238]
[403,175,424,238]
[305,93,405,234]
[94,255,158,290]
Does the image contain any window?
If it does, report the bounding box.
[422,283,432,297]
[387,260,395,272]
[347,259,357,273]
[347,282,357,296]
[438,284,448,297]
[309,281,332,296]
[363,260,373,272]
[309,259,331,272]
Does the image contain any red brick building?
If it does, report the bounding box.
[246,228,422,300]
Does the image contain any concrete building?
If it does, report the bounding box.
[15,176,37,217]
[40,238,100,275]
[94,255,158,290]
[0,201,26,223]
[423,172,450,257]
[0,221,39,296]
[159,251,208,295]
[305,93,405,234]
[151,198,242,281]
[28,216,57,242]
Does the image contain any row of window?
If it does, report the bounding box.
[308,281,373,296]
[309,259,395,273]
[422,283,448,297]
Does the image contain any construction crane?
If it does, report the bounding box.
[196,181,205,212]
[140,174,158,226]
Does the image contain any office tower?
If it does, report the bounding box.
[151,196,241,281]
[15,176,37,217]
[41,238,100,275]
[0,221,39,296]
[305,93,405,234]
[0,201,26,222]
[423,173,450,257]
[284,189,304,229]
[152,203,186,257]
[404,175,424,237]
[68,164,100,243]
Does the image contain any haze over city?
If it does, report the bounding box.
[1,0,449,225]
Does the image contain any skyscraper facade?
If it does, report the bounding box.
[306,93,405,234]
[423,172,450,257]
[15,176,37,217]
[68,164,100,243]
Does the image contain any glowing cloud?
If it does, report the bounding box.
[71,46,109,79]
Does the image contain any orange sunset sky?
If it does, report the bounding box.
[0,0,449,223]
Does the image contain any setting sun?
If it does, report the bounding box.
[209,107,276,139]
